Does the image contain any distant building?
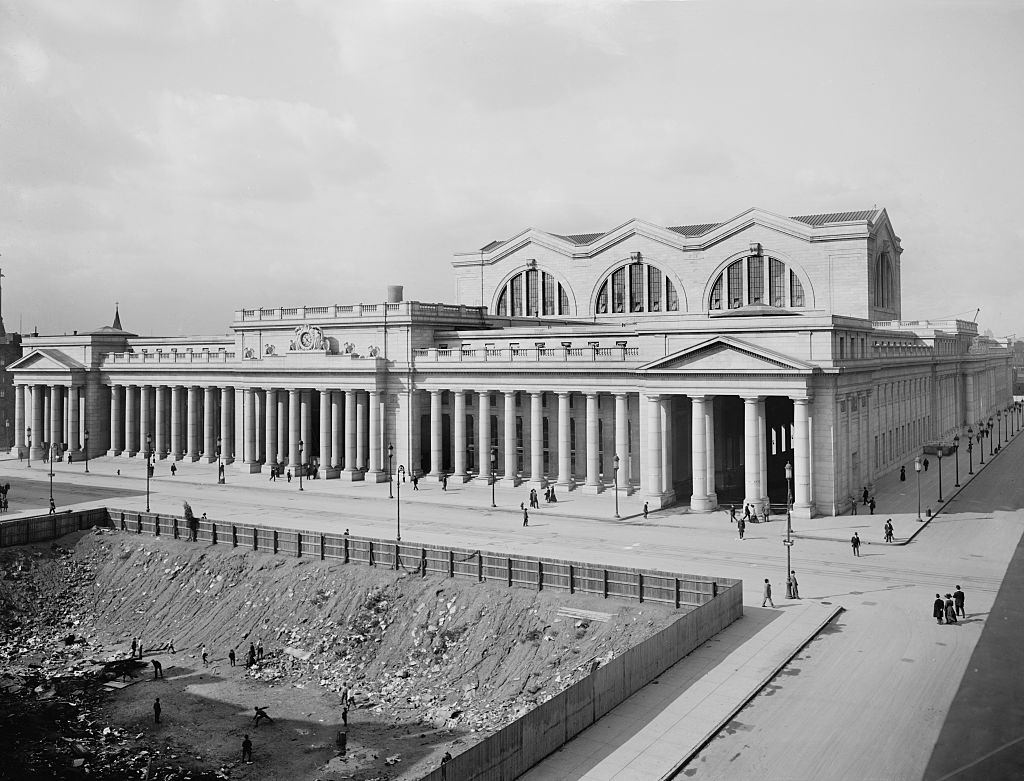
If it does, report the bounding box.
[8,207,1013,517]
[0,270,24,451]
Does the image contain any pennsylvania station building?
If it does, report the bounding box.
[9,207,1012,518]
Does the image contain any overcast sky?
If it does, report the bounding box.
[1,0,1022,338]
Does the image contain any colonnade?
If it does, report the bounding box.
[12,383,85,460]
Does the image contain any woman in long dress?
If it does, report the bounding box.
[944,594,958,624]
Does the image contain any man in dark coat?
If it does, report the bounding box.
[851,532,861,556]
[933,594,945,624]
[954,585,966,617]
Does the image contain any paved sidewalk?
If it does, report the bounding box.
[522,602,841,781]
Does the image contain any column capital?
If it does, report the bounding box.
[741,394,764,403]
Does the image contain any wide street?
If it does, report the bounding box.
[2,433,1022,781]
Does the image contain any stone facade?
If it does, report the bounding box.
[8,207,1014,518]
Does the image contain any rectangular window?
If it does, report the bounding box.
[629,262,644,312]
[728,263,743,308]
[666,280,679,311]
[747,257,764,304]
[648,266,662,311]
[790,271,805,307]
[612,268,626,313]
[526,269,539,317]
[769,259,784,306]
[510,275,522,316]
[839,336,846,359]
[542,273,555,316]
[559,285,569,316]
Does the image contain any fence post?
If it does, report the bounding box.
[603,569,608,599]
[538,560,543,591]
[154,515,160,536]
[273,530,278,554]
[569,564,574,594]
[253,528,258,551]
[321,534,326,561]
[675,578,681,609]
[211,523,217,545]
[394,542,400,571]
[343,536,349,563]
[232,525,238,547]
[507,557,513,587]
[368,541,374,566]
[477,552,483,582]
[173,517,179,539]
[52,515,58,538]
[449,550,455,578]
[421,547,427,577]
[638,572,644,603]
[296,532,302,557]
[712,581,718,598]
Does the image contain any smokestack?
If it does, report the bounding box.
[386,285,404,303]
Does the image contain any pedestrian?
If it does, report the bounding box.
[253,706,274,726]
[48,497,56,514]
[342,705,349,726]
[884,519,894,543]
[336,730,348,756]
[851,532,861,556]
[68,453,73,465]
[729,505,736,523]
[763,505,770,524]
[340,683,350,707]
[153,697,161,724]
[933,594,945,624]
[131,637,137,658]
[170,463,177,477]
[900,465,906,481]
[790,570,800,599]
[762,578,774,608]
[286,469,292,483]
[869,496,876,514]
[201,645,208,666]
[737,516,745,540]
[344,528,350,536]
[944,594,957,624]
[242,734,253,763]
[923,457,930,472]
[954,585,965,617]
[522,507,529,527]
[412,474,419,490]
[229,648,236,667]
[257,639,263,661]
[151,659,163,679]
[167,639,175,654]
[442,474,448,491]
[862,486,869,505]
[137,637,144,658]
[549,486,557,502]
[743,503,751,521]
[268,466,275,481]
[851,496,858,515]
[643,502,649,519]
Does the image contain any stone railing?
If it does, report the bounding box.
[102,351,236,365]
[412,346,641,363]
[874,318,979,335]
[235,302,486,322]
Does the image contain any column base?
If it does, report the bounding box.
[236,462,262,473]
[743,497,767,515]
[157,452,169,460]
[453,472,470,483]
[188,454,201,462]
[689,495,716,512]
[106,449,123,457]
[204,455,217,463]
[500,476,521,488]
[341,469,365,482]
[581,482,604,495]
[527,477,548,489]
[365,470,387,483]
[127,450,140,458]
[172,452,184,461]
[791,503,814,520]
[643,493,670,511]
[9,446,27,457]
[321,467,340,479]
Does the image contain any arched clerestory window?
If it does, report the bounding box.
[595,258,679,315]
[708,255,806,311]
[493,268,572,317]
[874,252,894,309]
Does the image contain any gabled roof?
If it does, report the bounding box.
[548,231,607,246]
[667,223,721,237]
[789,210,878,227]
[8,348,86,373]
[638,336,816,375]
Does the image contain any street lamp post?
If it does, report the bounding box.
[84,430,90,474]
[216,435,225,484]
[145,432,152,512]
[953,434,959,487]
[298,440,304,491]
[784,461,795,598]
[490,447,497,508]
[613,454,620,519]
[1005,407,1010,442]
[48,443,55,508]
[914,456,922,521]
[978,423,985,465]
[967,426,974,474]
[388,443,394,499]
[396,465,405,543]
[988,417,994,456]
[936,448,943,502]
[26,427,31,468]
[996,411,1002,453]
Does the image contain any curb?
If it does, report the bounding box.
[660,604,845,781]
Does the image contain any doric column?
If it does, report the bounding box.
[367,389,383,480]
[241,387,257,470]
[125,385,138,456]
[49,385,63,456]
[614,393,629,494]
[584,392,602,492]
[557,392,572,488]
[170,386,183,460]
[861,390,873,485]
[288,389,301,466]
[661,396,673,497]
[529,391,545,486]
[429,390,442,477]
[154,386,167,458]
[690,396,710,511]
[12,383,26,455]
[277,391,288,464]
[793,397,812,514]
[319,389,332,475]
[478,391,491,481]
[742,396,763,513]
[502,390,519,486]
[330,391,342,470]
[645,394,663,502]
[30,384,45,459]
[356,391,367,470]
[68,385,81,453]
[705,397,717,507]
[264,389,278,467]
[757,397,768,508]
[186,386,200,461]
[139,385,152,457]
[300,390,312,458]
[203,386,217,462]
[453,390,468,481]
[342,390,362,480]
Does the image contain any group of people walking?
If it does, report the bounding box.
[933,587,966,624]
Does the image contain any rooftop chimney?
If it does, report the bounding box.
[386,285,404,303]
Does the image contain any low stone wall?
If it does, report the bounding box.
[418,579,744,781]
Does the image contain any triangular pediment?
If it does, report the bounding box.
[639,336,815,375]
[9,349,85,373]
